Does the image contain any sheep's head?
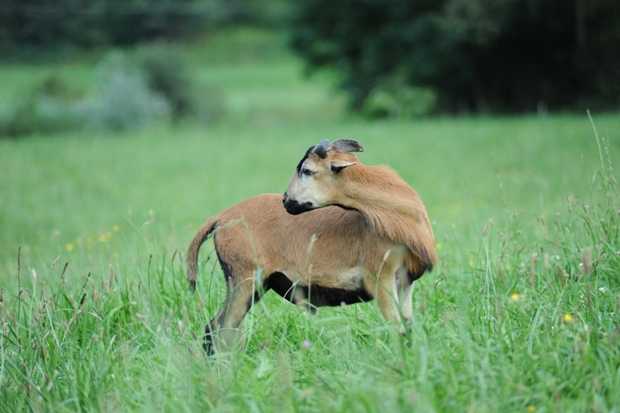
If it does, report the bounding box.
[283,139,364,215]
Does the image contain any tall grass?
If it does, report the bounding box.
[1,117,619,412]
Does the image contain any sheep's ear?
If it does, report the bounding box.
[313,139,330,159]
[331,139,364,153]
[330,160,356,173]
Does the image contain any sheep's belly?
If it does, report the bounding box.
[266,267,372,307]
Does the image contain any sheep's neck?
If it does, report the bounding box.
[339,164,432,250]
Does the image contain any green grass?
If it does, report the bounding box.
[1,28,620,412]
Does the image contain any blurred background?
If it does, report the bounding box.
[1,0,619,137]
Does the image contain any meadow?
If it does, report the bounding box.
[1,28,620,412]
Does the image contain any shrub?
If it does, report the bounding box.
[136,44,196,121]
[0,76,85,138]
[136,43,227,124]
[0,49,225,138]
[362,84,437,118]
[88,52,169,132]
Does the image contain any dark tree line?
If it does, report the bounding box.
[2,0,618,114]
[0,0,256,50]
[289,0,620,113]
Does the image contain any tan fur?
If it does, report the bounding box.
[283,140,436,327]
[187,140,436,353]
[289,152,436,275]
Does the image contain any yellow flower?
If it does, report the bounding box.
[66,243,74,252]
[528,406,536,413]
[106,231,112,238]
[511,293,520,301]
[99,235,107,243]
[113,225,120,232]
[469,261,474,267]
[112,252,119,259]
[76,237,82,244]
[436,243,442,249]
[505,264,510,270]
[564,313,573,323]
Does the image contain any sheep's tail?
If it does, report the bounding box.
[186,219,218,290]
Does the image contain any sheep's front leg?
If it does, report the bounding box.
[395,267,415,326]
[373,272,402,324]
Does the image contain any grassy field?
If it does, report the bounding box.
[1,28,620,412]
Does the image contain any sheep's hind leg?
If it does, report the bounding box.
[204,276,260,354]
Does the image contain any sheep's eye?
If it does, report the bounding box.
[301,168,315,177]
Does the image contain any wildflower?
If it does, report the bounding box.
[99,235,107,243]
[66,244,74,252]
[598,287,606,294]
[511,293,520,301]
[302,340,312,349]
[106,232,112,239]
[436,243,442,250]
[564,313,573,323]
[528,406,536,413]
[505,264,510,270]
[113,252,119,259]
[113,225,120,232]
[469,261,474,268]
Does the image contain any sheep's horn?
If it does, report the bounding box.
[313,139,330,159]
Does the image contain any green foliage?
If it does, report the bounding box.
[89,52,168,132]
[0,76,85,137]
[137,44,195,121]
[0,0,294,59]
[362,83,437,118]
[0,0,214,51]
[290,0,620,114]
[135,43,226,123]
[0,45,227,137]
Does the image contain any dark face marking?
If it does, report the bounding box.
[296,146,315,176]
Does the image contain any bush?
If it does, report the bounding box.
[362,83,437,118]
[137,43,226,125]
[88,52,169,132]
[0,76,85,137]
[136,44,196,121]
[0,49,226,138]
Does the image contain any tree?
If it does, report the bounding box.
[289,0,620,114]
[0,0,228,51]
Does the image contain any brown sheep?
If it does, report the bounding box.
[187,139,435,353]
